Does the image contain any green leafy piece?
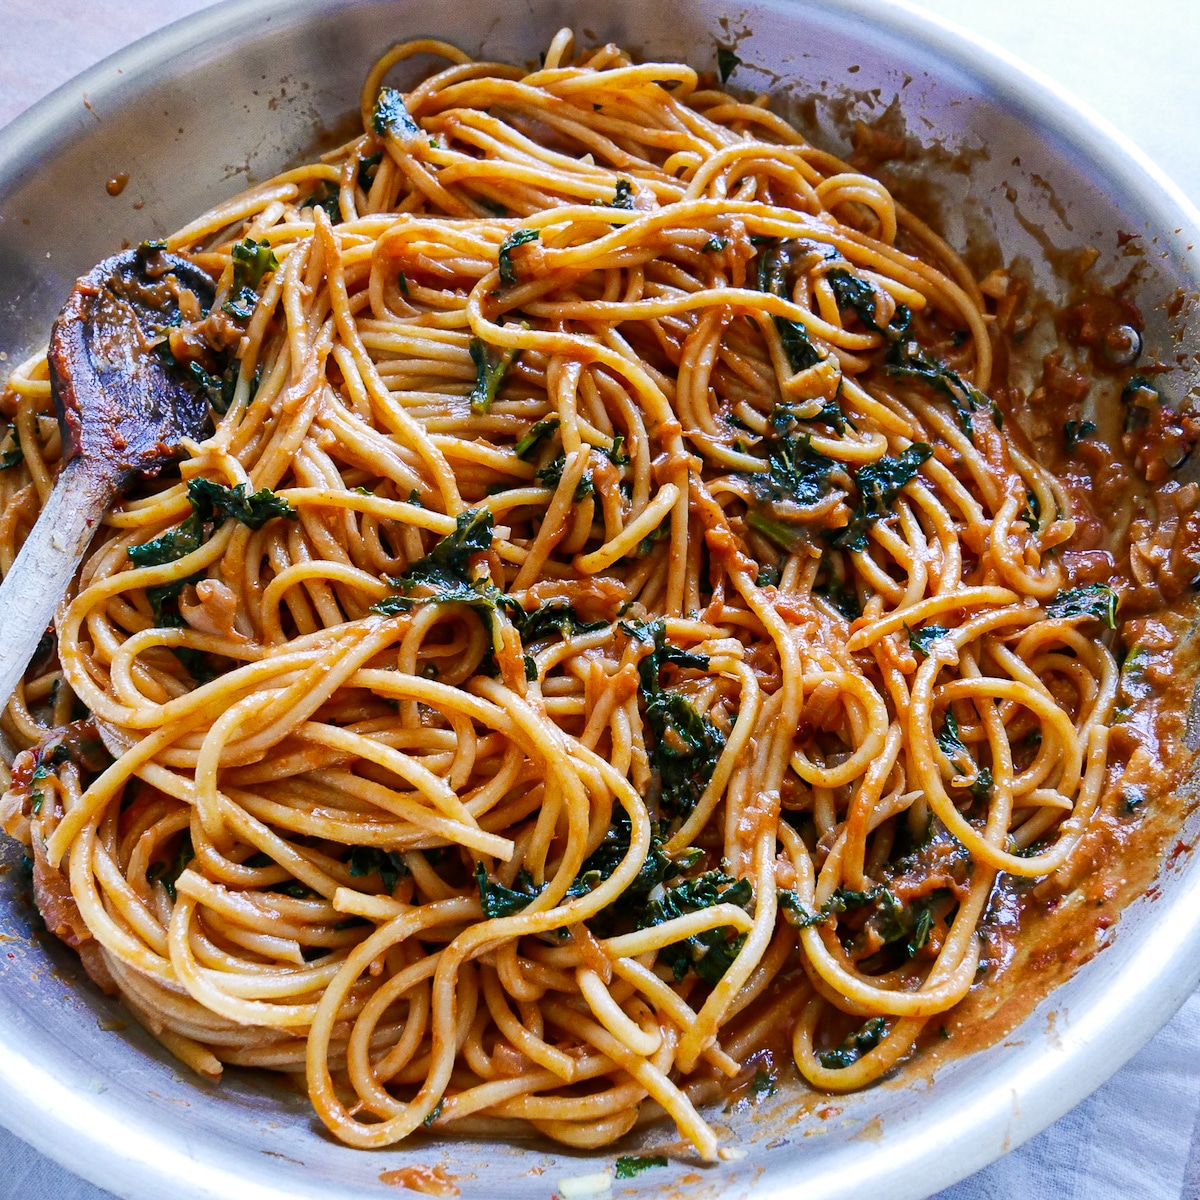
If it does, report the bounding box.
[612,179,636,210]
[818,1016,887,1069]
[475,860,543,917]
[907,624,950,658]
[1045,583,1119,628]
[778,884,884,928]
[636,519,671,557]
[231,238,279,290]
[813,559,861,620]
[347,846,409,893]
[704,235,728,253]
[423,1098,444,1127]
[1063,419,1097,454]
[373,86,420,138]
[397,270,410,297]
[886,340,1002,438]
[744,431,837,553]
[189,478,297,530]
[536,453,594,501]
[644,869,754,983]
[0,427,22,470]
[514,416,560,459]
[604,433,630,466]
[357,150,383,189]
[403,508,495,584]
[146,831,194,901]
[755,244,823,373]
[513,599,607,645]
[970,765,994,803]
[302,181,342,223]
[615,1156,668,1180]
[625,619,725,818]
[935,707,973,776]
[468,337,520,414]
[187,360,240,415]
[826,267,910,341]
[908,905,935,956]
[828,443,932,551]
[1121,374,1160,432]
[1021,488,1041,529]
[717,46,741,84]
[750,1066,778,1100]
[498,228,539,287]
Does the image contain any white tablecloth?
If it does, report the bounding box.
[1,2,1198,1196]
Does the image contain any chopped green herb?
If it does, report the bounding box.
[750,1066,778,1100]
[397,270,410,297]
[498,228,539,287]
[615,1155,668,1179]
[704,235,728,253]
[146,831,194,901]
[604,432,630,466]
[536,453,594,501]
[423,1098,444,1127]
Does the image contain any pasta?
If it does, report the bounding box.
[0,28,1195,1161]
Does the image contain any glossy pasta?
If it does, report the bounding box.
[0,30,1137,1159]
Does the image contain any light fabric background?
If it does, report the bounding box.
[1,1,1198,1196]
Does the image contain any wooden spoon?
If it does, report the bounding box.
[0,245,215,714]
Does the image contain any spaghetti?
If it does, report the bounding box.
[0,29,1191,1159]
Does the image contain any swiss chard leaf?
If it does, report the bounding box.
[1045,583,1119,628]
[498,228,539,287]
[828,443,932,551]
[468,337,520,414]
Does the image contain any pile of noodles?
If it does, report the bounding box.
[0,29,1119,1158]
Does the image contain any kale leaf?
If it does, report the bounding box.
[514,416,560,459]
[468,337,520,414]
[818,1016,887,1069]
[907,624,950,658]
[615,1156,668,1179]
[612,179,636,210]
[1045,583,1119,628]
[498,228,539,287]
[0,427,22,470]
[717,46,741,84]
[348,846,409,893]
[129,477,297,570]
[373,87,420,138]
[755,243,823,373]
[826,267,910,340]
[886,340,1002,438]
[1063,419,1097,454]
[475,860,543,917]
[646,869,753,984]
[828,443,932,551]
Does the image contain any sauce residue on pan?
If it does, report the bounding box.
[379,1164,460,1196]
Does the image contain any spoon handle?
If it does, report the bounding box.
[0,462,116,712]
